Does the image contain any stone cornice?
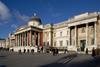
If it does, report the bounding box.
[15,26,43,35]
[68,12,98,24]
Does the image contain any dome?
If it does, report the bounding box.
[29,16,41,24]
[28,14,42,26]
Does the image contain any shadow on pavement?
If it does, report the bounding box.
[40,53,77,67]
[40,63,66,67]
[0,64,6,67]
[66,55,100,67]
[40,54,100,67]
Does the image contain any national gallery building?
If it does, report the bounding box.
[7,12,100,53]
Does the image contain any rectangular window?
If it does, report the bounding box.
[66,40,68,46]
[67,31,68,35]
[60,41,63,46]
[54,41,56,47]
[60,31,62,37]
[91,38,94,45]
[54,33,56,37]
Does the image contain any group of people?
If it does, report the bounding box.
[0,47,9,51]
[18,49,34,54]
[86,47,100,57]
[52,48,59,56]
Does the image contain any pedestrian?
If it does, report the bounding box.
[92,47,96,57]
[41,47,43,52]
[86,48,88,55]
[24,49,26,53]
[55,48,58,55]
[55,48,57,55]
[53,48,55,56]
[57,48,59,55]
[96,48,100,55]
[19,49,22,54]
[31,49,34,53]
[27,49,29,53]
[64,49,67,54]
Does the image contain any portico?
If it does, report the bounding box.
[68,13,97,52]
[12,15,43,52]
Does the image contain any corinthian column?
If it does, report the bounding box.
[86,24,88,47]
[94,22,97,46]
[75,26,77,47]
[15,35,17,46]
[69,27,71,46]
[30,31,32,46]
[26,32,28,46]
[17,34,19,46]
[38,33,40,46]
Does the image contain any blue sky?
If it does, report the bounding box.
[0,0,100,38]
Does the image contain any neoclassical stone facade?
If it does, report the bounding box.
[68,12,98,51]
[8,12,100,52]
[0,38,6,48]
[9,16,43,52]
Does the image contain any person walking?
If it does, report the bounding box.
[53,48,55,56]
[92,47,96,57]
[86,48,88,55]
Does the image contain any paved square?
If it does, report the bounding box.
[0,51,75,67]
[0,51,100,67]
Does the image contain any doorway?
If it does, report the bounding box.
[80,40,86,51]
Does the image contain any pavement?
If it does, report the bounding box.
[0,51,100,67]
[66,54,100,67]
[40,54,100,67]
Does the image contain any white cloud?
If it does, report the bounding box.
[11,24,17,29]
[14,10,30,22]
[0,1,11,22]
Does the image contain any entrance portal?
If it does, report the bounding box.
[80,40,86,51]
